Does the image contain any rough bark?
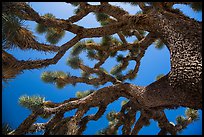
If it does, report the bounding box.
[3,2,202,135]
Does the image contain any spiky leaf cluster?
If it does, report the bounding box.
[101,35,112,47]
[75,90,94,98]
[190,2,202,12]
[35,13,65,44]
[70,41,86,56]
[137,30,146,36]
[87,49,97,60]
[41,71,67,83]
[176,116,186,126]
[81,71,91,78]
[110,51,118,57]
[185,108,199,121]
[18,95,45,111]
[100,21,110,26]
[154,39,165,49]
[106,111,117,121]
[99,67,108,74]
[46,28,65,44]
[67,56,82,69]
[2,123,13,135]
[2,13,24,49]
[116,54,124,62]
[121,100,128,106]
[128,69,137,80]
[86,39,94,43]
[74,8,81,14]
[95,13,109,22]
[110,64,123,75]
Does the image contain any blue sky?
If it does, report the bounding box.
[2,2,202,135]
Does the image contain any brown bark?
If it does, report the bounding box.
[4,2,202,135]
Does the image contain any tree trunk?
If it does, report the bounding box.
[130,8,202,109]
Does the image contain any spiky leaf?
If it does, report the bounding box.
[190,2,202,12]
[87,49,96,60]
[185,108,199,121]
[154,39,165,49]
[106,111,117,121]
[116,54,124,62]
[71,42,86,56]
[19,95,45,110]
[176,116,186,125]
[121,100,128,106]
[41,71,56,83]
[95,13,109,22]
[67,56,82,69]
[110,64,123,75]
[36,23,47,34]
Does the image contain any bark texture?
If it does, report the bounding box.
[2,2,202,135]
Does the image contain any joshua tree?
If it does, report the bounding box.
[2,2,202,135]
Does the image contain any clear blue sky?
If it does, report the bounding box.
[2,2,202,135]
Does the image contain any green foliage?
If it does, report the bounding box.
[70,41,86,56]
[128,69,137,80]
[67,56,82,69]
[74,8,81,14]
[19,95,45,111]
[116,54,124,62]
[46,28,65,44]
[43,13,55,19]
[101,35,112,47]
[156,74,164,80]
[95,13,109,22]
[2,123,13,135]
[121,100,128,106]
[190,2,202,12]
[81,71,90,78]
[135,11,143,15]
[75,90,94,98]
[110,64,124,75]
[112,37,122,45]
[110,51,118,57]
[185,108,199,121]
[106,111,117,121]
[96,127,109,135]
[176,116,186,125]
[115,73,124,81]
[35,13,65,44]
[56,81,66,89]
[41,71,56,83]
[137,30,146,36]
[97,51,105,58]
[99,67,108,74]
[87,49,96,60]
[86,39,94,43]
[154,39,165,49]
[2,13,24,49]
[100,20,110,26]
[122,30,133,37]
[36,23,47,34]
[41,71,67,83]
